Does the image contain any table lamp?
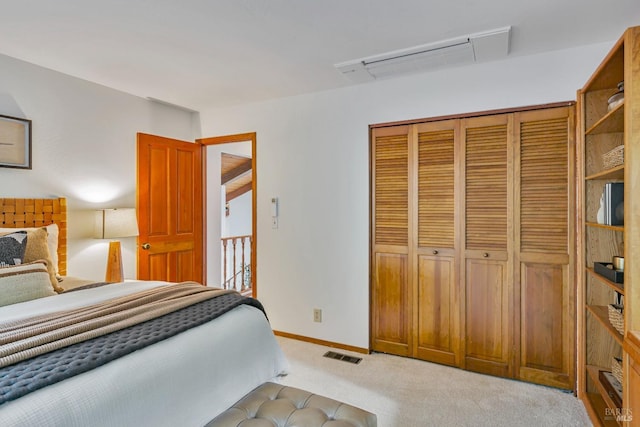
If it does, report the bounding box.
[94,208,139,282]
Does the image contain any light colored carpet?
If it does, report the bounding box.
[275,337,591,427]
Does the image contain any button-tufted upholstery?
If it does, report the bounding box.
[206,382,377,427]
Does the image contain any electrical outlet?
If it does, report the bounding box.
[313,308,322,323]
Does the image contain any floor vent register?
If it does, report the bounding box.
[323,351,362,364]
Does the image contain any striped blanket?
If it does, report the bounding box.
[0,282,233,368]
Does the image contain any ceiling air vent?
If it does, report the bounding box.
[335,26,511,83]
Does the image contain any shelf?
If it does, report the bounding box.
[585,222,624,232]
[586,103,624,135]
[585,392,621,427]
[585,165,624,181]
[587,267,624,295]
[586,366,622,426]
[587,305,624,345]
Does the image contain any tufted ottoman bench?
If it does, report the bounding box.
[206,382,377,427]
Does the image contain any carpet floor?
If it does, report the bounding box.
[276,337,591,427]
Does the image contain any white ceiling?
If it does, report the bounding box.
[1,1,638,111]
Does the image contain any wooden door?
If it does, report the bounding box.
[461,115,513,378]
[514,107,575,389]
[137,133,203,283]
[414,121,460,366]
[371,126,412,356]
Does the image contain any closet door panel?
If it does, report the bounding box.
[519,260,571,388]
[371,126,411,355]
[518,112,571,254]
[372,252,410,355]
[464,121,509,251]
[417,124,455,248]
[464,258,510,376]
[414,121,460,365]
[515,108,574,389]
[416,254,456,365]
[462,115,512,378]
[373,128,410,247]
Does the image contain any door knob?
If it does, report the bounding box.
[483,252,489,258]
[433,250,438,255]
[141,243,151,250]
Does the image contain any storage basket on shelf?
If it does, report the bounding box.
[612,357,623,384]
[603,145,624,170]
[608,304,625,335]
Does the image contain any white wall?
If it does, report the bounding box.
[198,41,614,349]
[0,53,198,281]
[223,191,252,238]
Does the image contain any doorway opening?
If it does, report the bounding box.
[220,151,252,294]
[199,133,257,297]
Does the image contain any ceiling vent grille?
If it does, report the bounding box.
[335,26,511,83]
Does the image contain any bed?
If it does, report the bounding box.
[0,198,288,426]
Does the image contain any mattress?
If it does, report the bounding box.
[0,280,289,427]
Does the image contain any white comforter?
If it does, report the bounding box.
[0,281,289,427]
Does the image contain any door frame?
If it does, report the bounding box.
[198,132,257,298]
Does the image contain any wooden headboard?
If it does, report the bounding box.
[0,198,67,275]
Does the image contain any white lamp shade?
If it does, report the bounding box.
[95,208,139,239]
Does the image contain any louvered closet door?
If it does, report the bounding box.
[515,107,574,389]
[462,114,513,378]
[371,126,411,356]
[414,120,460,366]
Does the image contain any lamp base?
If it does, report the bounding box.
[105,240,124,283]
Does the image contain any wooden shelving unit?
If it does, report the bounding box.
[577,26,640,426]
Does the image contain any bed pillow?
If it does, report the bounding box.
[0,231,28,267]
[0,223,59,275]
[0,260,56,307]
[46,223,60,276]
[0,228,61,293]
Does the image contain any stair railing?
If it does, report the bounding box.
[221,234,252,292]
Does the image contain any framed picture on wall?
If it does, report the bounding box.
[0,114,32,169]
